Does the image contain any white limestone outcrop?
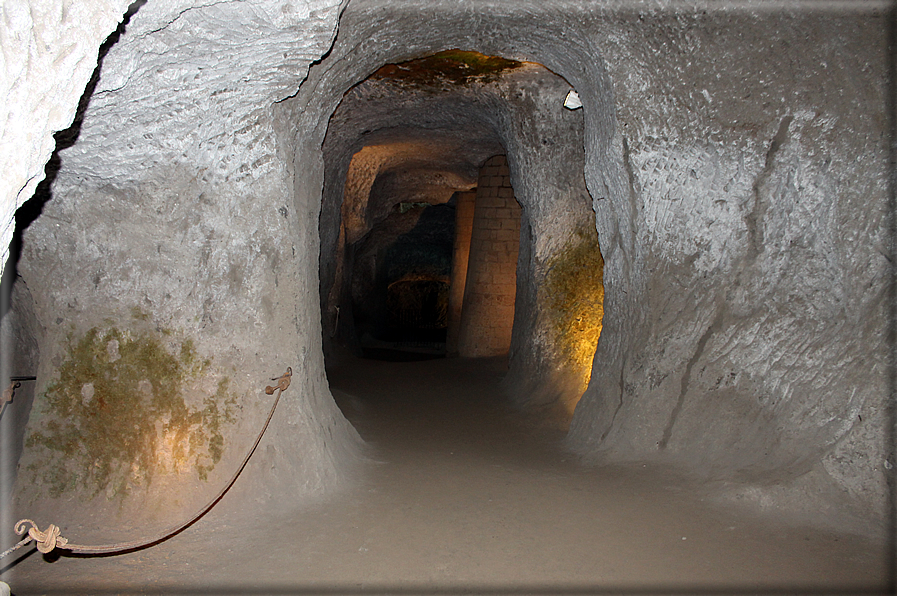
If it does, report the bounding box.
[0,0,131,270]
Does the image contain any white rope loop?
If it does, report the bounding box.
[15,519,68,554]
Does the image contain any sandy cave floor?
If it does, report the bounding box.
[1,355,891,594]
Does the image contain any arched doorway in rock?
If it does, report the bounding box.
[319,50,603,416]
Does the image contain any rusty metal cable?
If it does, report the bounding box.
[3,367,291,558]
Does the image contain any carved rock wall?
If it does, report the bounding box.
[567,8,891,533]
[11,0,362,534]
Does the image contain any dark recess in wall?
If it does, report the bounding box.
[354,201,456,358]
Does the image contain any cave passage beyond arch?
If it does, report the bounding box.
[318,50,604,416]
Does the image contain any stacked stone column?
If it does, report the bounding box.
[455,155,521,357]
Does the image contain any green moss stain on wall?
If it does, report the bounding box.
[544,227,605,391]
[26,326,237,499]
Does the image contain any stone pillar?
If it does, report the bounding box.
[446,190,477,355]
[456,155,521,357]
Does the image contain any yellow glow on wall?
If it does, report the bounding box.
[544,227,604,413]
[153,419,194,475]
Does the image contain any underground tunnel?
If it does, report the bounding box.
[319,51,602,396]
[0,0,892,591]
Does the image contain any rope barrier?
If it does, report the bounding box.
[2,367,292,559]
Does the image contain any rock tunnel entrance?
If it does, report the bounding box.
[319,50,603,416]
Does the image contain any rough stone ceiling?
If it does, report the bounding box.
[323,59,567,242]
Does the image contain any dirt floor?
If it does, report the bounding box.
[1,355,892,594]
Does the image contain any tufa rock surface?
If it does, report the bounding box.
[2,0,891,539]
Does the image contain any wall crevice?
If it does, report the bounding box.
[659,310,724,450]
[746,114,793,260]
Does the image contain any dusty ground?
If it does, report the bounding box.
[1,355,891,594]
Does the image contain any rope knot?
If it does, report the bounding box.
[15,519,68,554]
